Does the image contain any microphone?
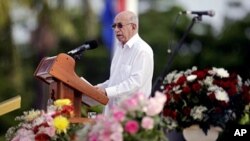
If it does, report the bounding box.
[179,10,215,17]
[67,40,98,55]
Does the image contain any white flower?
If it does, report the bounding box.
[165,70,177,83]
[238,75,243,87]
[32,116,45,127]
[185,66,197,75]
[212,67,229,78]
[164,117,178,130]
[208,85,218,92]
[203,76,213,86]
[208,85,230,102]
[173,85,182,94]
[184,69,192,75]
[190,106,208,120]
[215,89,229,102]
[174,72,184,82]
[244,79,250,86]
[192,66,198,71]
[187,75,197,82]
[23,110,41,122]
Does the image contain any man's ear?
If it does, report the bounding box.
[132,23,137,30]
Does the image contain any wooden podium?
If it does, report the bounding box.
[34,53,108,123]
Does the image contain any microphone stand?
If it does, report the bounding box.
[151,15,202,96]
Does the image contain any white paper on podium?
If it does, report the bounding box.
[80,77,100,107]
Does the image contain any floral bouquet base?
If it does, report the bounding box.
[183,124,222,141]
[76,92,168,141]
[5,99,84,141]
[160,66,250,135]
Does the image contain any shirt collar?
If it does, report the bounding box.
[123,33,139,49]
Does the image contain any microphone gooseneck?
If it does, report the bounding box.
[67,40,98,60]
[179,10,215,17]
[67,40,98,56]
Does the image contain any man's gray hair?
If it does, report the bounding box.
[130,14,139,26]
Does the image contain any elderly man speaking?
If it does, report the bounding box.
[95,10,154,116]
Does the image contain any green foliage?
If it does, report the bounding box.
[140,7,191,80]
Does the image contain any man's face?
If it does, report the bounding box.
[112,15,135,45]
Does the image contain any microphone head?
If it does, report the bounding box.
[85,40,98,50]
[208,10,215,17]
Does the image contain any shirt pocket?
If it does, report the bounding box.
[120,64,132,80]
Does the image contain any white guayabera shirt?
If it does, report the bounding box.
[98,33,154,116]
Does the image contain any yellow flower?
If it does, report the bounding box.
[53,115,70,134]
[54,99,71,107]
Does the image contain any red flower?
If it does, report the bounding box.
[192,70,208,80]
[191,82,201,92]
[218,101,229,108]
[183,107,191,116]
[163,109,177,119]
[176,75,186,85]
[35,133,50,141]
[33,122,49,134]
[61,105,74,117]
[208,93,216,101]
[173,93,181,102]
[52,111,61,118]
[165,84,173,92]
[214,107,222,114]
[227,83,237,96]
[182,86,191,94]
[165,93,172,104]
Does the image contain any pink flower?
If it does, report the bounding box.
[131,92,147,104]
[37,126,56,137]
[112,108,126,122]
[110,132,123,141]
[110,120,123,133]
[141,117,154,130]
[100,129,112,141]
[124,120,139,134]
[12,128,35,141]
[121,97,139,111]
[120,92,147,112]
[146,92,166,116]
[88,132,98,141]
[154,91,167,104]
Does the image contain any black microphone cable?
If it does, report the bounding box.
[151,12,182,96]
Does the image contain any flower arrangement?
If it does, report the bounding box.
[160,66,250,133]
[5,99,83,141]
[76,92,168,141]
